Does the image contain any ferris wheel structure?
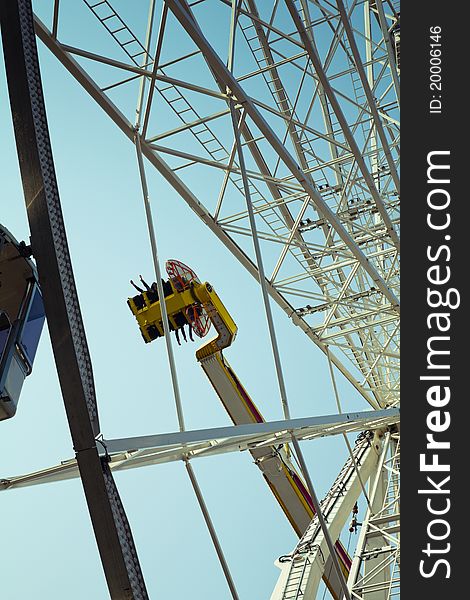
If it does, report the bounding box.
[1,1,400,598]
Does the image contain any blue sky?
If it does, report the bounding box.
[0,3,371,598]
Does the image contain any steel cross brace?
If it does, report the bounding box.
[0,409,399,490]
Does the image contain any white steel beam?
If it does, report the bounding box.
[0,409,399,491]
[336,0,399,190]
[374,0,400,105]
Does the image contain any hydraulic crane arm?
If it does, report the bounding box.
[128,268,352,597]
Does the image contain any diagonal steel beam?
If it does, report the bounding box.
[374,0,400,105]
[0,2,148,598]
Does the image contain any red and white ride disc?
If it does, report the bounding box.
[165,259,211,338]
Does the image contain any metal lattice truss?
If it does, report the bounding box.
[347,431,400,600]
[270,429,400,600]
[272,430,382,599]
[34,0,400,410]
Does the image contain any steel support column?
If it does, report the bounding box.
[0,2,148,598]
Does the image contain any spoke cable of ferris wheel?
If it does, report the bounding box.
[134,131,240,600]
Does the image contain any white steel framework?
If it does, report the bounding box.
[34,0,400,410]
[271,429,385,599]
[7,1,401,598]
[347,432,400,600]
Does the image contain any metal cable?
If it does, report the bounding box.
[134,129,239,600]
